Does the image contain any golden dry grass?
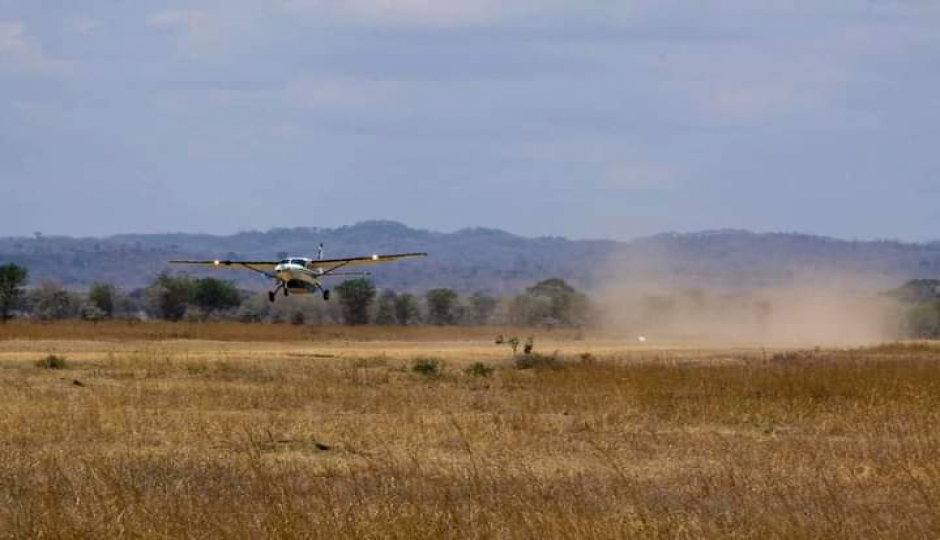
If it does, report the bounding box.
[0,325,939,538]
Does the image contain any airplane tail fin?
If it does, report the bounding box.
[317,243,324,261]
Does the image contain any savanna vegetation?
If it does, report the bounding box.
[0,338,939,538]
[0,263,595,329]
[5,260,940,343]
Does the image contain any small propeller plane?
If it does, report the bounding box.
[170,245,427,302]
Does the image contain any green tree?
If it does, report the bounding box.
[394,293,420,325]
[193,278,242,315]
[375,290,398,325]
[508,293,552,326]
[517,278,591,327]
[334,278,376,325]
[426,288,460,325]
[145,273,195,321]
[468,292,499,325]
[29,281,80,320]
[88,282,116,317]
[0,263,28,323]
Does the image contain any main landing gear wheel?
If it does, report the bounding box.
[283,287,289,297]
[322,289,331,301]
[268,291,276,303]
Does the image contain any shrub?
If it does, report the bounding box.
[411,358,441,377]
[465,362,495,378]
[514,352,562,371]
[36,354,68,369]
[579,352,596,364]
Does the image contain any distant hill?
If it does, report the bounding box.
[1,221,939,293]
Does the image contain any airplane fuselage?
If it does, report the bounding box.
[274,258,323,293]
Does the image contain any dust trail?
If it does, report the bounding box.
[593,247,904,346]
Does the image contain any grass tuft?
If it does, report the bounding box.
[514,352,563,370]
[35,354,68,369]
[411,357,442,377]
[465,362,495,377]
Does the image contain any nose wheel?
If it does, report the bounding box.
[322,289,330,301]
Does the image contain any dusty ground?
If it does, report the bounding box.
[0,322,938,538]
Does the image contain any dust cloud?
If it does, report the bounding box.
[592,247,904,346]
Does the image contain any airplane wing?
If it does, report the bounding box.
[311,252,428,273]
[169,260,279,271]
[168,252,428,274]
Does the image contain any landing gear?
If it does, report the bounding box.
[312,282,330,301]
[269,282,285,303]
[268,282,329,302]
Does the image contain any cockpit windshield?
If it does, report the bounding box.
[290,259,307,266]
[278,259,290,266]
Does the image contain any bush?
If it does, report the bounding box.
[514,353,563,371]
[411,358,441,377]
[36,354,68,369]
[465,362,495,378]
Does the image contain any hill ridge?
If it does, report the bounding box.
[2,221,939,292]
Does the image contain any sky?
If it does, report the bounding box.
[1,1,938,242]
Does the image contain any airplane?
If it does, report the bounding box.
[170,244,427,302]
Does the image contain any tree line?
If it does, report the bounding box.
[0,263,593,327]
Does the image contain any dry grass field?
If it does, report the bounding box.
[1,322,939,538]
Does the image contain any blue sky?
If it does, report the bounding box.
[1,1,938,241]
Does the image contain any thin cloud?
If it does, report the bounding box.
[273,0,577,27]
[147,9,219,41]
[0,19,69,76]
[284,75,400,110]
[71,16,102,35]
